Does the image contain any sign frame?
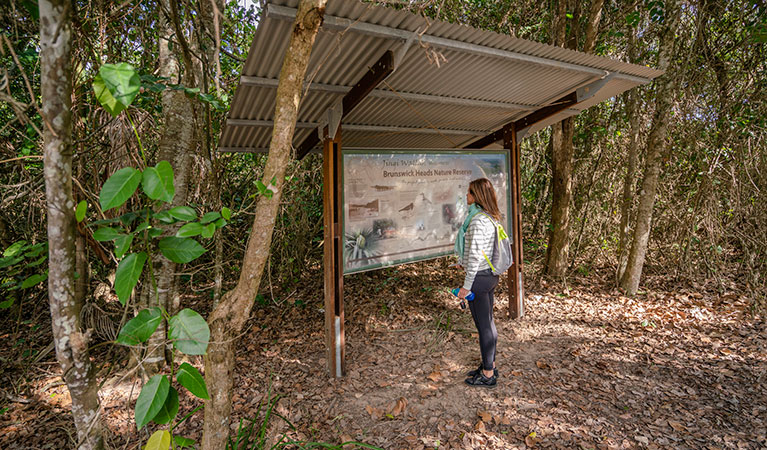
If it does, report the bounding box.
[341,148,513,275]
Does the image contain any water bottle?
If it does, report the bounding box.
[451,288,475,309]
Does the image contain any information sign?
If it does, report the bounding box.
[342,149,511,274]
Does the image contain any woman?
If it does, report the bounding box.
[454,178,501,388]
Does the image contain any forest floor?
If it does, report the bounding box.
[1,259,766,449]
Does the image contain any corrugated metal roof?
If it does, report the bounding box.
[220,0,663,152]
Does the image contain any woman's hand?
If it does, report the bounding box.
[457,287,471,299]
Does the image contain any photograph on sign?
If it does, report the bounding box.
[342,150,511,274]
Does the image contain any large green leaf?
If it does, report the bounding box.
[176,222,203,238]
[100,167,141,211]
[176,362,209,399]
[115,307,162,346]
[114,234,134,259]
[93,227,120,242]
[145,430,171,450]
[142,161,175,203]
[135,375,169,429]
[151,386,179,425]
[97,63,141,116]
[169,309,210,355]
[158,237,206,263]
[93,74,122,117]
[168,206,197,222]
[114,252,147,305]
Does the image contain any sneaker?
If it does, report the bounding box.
[466,364,498,378]
[464,372,497,389]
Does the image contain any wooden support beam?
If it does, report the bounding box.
[504,124,524,318]
[297,50,395,160]
[466,92,578,149]
[322,126,345,377]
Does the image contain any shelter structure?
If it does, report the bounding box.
[220,0,663,377]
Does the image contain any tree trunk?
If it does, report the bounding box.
[544,118,575,277]
[40,0,105,448]
[143,0,198,375]
[201,1,326,448]
[544,0,603,278]
[620,0,681,295]
[617,29,640,283]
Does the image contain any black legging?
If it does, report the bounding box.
[468,269,499,371]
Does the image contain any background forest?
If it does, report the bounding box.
[1,0,766,448]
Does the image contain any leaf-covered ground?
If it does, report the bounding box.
[2,259,766,449]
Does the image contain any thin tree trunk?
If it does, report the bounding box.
[40,0,104,447]
[620,0,681,295]
[143,0,198,375]
[201,1,326,448]
[617,29,641,282]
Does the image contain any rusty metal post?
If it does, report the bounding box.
[504,124,525,318]
[322,126,345,377]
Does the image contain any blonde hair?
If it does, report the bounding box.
[469,178,501,222]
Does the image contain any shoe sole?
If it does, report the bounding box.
[464,379,497,389]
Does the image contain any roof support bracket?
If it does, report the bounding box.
[392,33,416,70]
[317,99,343,141]
[576,71,615,102]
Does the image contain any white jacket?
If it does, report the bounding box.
[462,212,495,290]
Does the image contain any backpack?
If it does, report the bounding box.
[478,213,513,276]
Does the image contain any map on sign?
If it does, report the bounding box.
[342,150,511,274]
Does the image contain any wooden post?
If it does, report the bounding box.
[504,124,525,318]
[322,126,345,377]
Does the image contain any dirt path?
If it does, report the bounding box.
[1,261,765,449]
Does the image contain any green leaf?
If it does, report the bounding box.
[93,227,120,241]
[200,212,220,224]
[176,223,203,238]
[201,223,215,239]
[214,218,227,229]
[176,362,209,399]
[4,241,27,258]
[221,207,231,220]
[114,234,134,259]
[135,375,169,429]
[20,273,47,289]
[0,256,23,270]
[75,201,87,222]
[100,167,141,211]
[159,237,206,263]
[0,299,13,309]
[169,309,210,355]
[153,211,175,224]
[145,430,171,450]
[142,161,175,203]
[27,255,46,268]
[115,307,162,346]
[93,74,122,117]
[98,63,141,114]
[168,206,197,222]
[114,252,147,305]
[151,386,179,425]
[173,436,196,448]
[148,228,164,239]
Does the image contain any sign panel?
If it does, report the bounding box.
[342,149,511,274]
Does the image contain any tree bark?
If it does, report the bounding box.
[201,1,326,448]
[143,0,199,376]
[620,0,681,295]
[40,0,105,448]
[617,28,640,283]
[544,0,603,278]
